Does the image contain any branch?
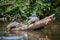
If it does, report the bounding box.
[0,2,14,7]
[7,14,55,31]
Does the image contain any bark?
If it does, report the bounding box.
[0,2,14,7]
[10,14,55,31]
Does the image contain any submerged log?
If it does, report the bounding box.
[7,14,55,31]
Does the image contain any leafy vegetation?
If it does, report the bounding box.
[0,0,60,21]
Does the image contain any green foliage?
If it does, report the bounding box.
[55,11,60,19]
[0,0,60,21]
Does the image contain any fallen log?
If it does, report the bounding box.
[7,14,55,31]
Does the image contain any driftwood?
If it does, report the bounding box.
[0,2,14,7]
[7,14,55,31]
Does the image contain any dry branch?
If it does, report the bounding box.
[10,14,55,31]
[0,2,14,7]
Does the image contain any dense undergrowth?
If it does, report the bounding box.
[0,0,60,21]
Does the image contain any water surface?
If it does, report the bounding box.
[0,20,60,40]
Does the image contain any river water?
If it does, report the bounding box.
[0,20,60,40]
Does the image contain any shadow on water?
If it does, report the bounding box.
[0,20,60,40]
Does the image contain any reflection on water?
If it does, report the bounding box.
[0,30,47,40]
[0,20,60,40]
[0,28,52,40]
[0,31,27,40]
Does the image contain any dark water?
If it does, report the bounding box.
[0,20,60,40]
